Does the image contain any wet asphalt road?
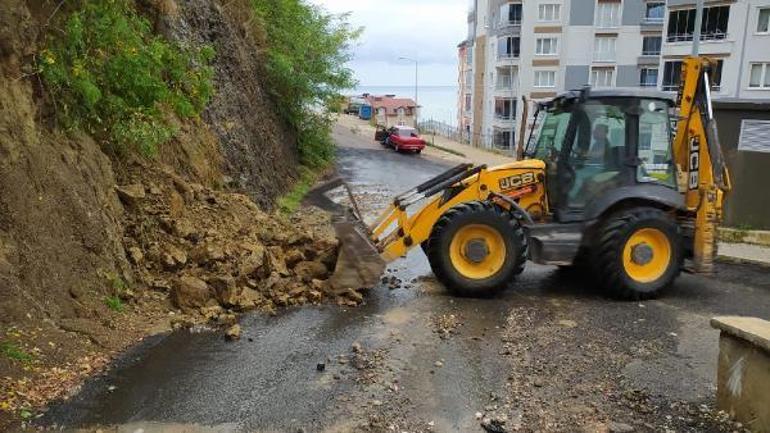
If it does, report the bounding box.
[40,125,770,433]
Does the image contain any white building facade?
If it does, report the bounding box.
[461,0,770,150]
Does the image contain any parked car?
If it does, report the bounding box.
[384,126,426,154]
[374,125,390,144]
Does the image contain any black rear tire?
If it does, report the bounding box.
[592,207,683,300]
[425,201,527,297]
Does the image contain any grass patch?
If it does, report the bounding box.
[104,296,125,313]
[277,167,320,214]
[0,341,33,363]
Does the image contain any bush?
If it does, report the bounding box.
[39,0,215,157]
[251,0,360,167]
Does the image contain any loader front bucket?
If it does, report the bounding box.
[304,177,386,292]
[328,214,386,292]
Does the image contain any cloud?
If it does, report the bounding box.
[311,0,468,66]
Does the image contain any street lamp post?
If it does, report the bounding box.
[398,57,419,127]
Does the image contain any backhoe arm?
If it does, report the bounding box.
[672,56,732,273]
[369,163,540,262]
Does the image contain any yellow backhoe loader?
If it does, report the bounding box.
[321,56,731,299]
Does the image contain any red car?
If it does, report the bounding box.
[384,126,426,154]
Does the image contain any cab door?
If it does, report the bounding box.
[554,98,635,222]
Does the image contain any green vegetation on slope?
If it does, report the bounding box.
[39,0,214,157]
[277,166,319,214]
[251,0,360,167]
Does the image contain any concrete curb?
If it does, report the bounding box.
[719,228,770,247]
[717,255,770,268]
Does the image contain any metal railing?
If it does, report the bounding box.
[666,31,727,42]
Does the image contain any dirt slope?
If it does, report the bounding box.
[0,0,324,427]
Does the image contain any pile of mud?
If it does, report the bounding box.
[118,162,364,323]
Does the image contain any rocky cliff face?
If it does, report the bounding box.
[152,0,300,208]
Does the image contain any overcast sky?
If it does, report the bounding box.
[309,0,468,87]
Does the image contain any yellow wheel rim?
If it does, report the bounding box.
[449,224,507,280]
[622,228,672,283]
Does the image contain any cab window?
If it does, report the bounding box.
[637,99,675,187]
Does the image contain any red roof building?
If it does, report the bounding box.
[364,94,418,127]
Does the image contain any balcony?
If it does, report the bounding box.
[496,53,520,63]
[666,31,727,43]
[641,17,664,28]
[499,18,522,29]
[495,76,516,90]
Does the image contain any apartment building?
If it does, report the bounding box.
[459,0,770,150]
[660,0,770,99]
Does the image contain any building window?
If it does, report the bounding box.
[593,36,617,62]
[758,8,770,34]
[494,129,514,150]
[591,67,615,87]
[749,63,770,88]
[497,36,521,59]
[642,36,662,55]
[645,2,665,21]
[465,72,472,87]
[465,94,472,111]
[663,60,723,91]
[495,98,517,120]
[500,2,523,25]
[466,46,473,65]
[538,4,561,22]
[534,70,556,87]
[667,6,729,42]
[536,37,559,55]
[640,67,658,87]
[595,1,621,28]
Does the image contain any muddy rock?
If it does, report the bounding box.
[293,260,329,282]
[239,241,266,256]
[308,290,323,303]
[127,246,144,265]
[238,251,265,278]
[172,276,213,312]
[161,244,188,271]
[265,246,290,276]
[480,415,508,433]
[209,275,241,306]
[116,183,146,206]
[191,243,226,265]
[311,278,329,292]
[224,324,241,341]
[172,219,198,240]
[284,249,305,268]
[236,287,263,309]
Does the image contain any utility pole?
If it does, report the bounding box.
[399,57,419,127]
[692,0,704,55]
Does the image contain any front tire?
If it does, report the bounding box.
[593,207,683,300]
[426,201,527,297]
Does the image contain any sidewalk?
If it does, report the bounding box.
[334,116,770,267]
[335,115,516,167]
